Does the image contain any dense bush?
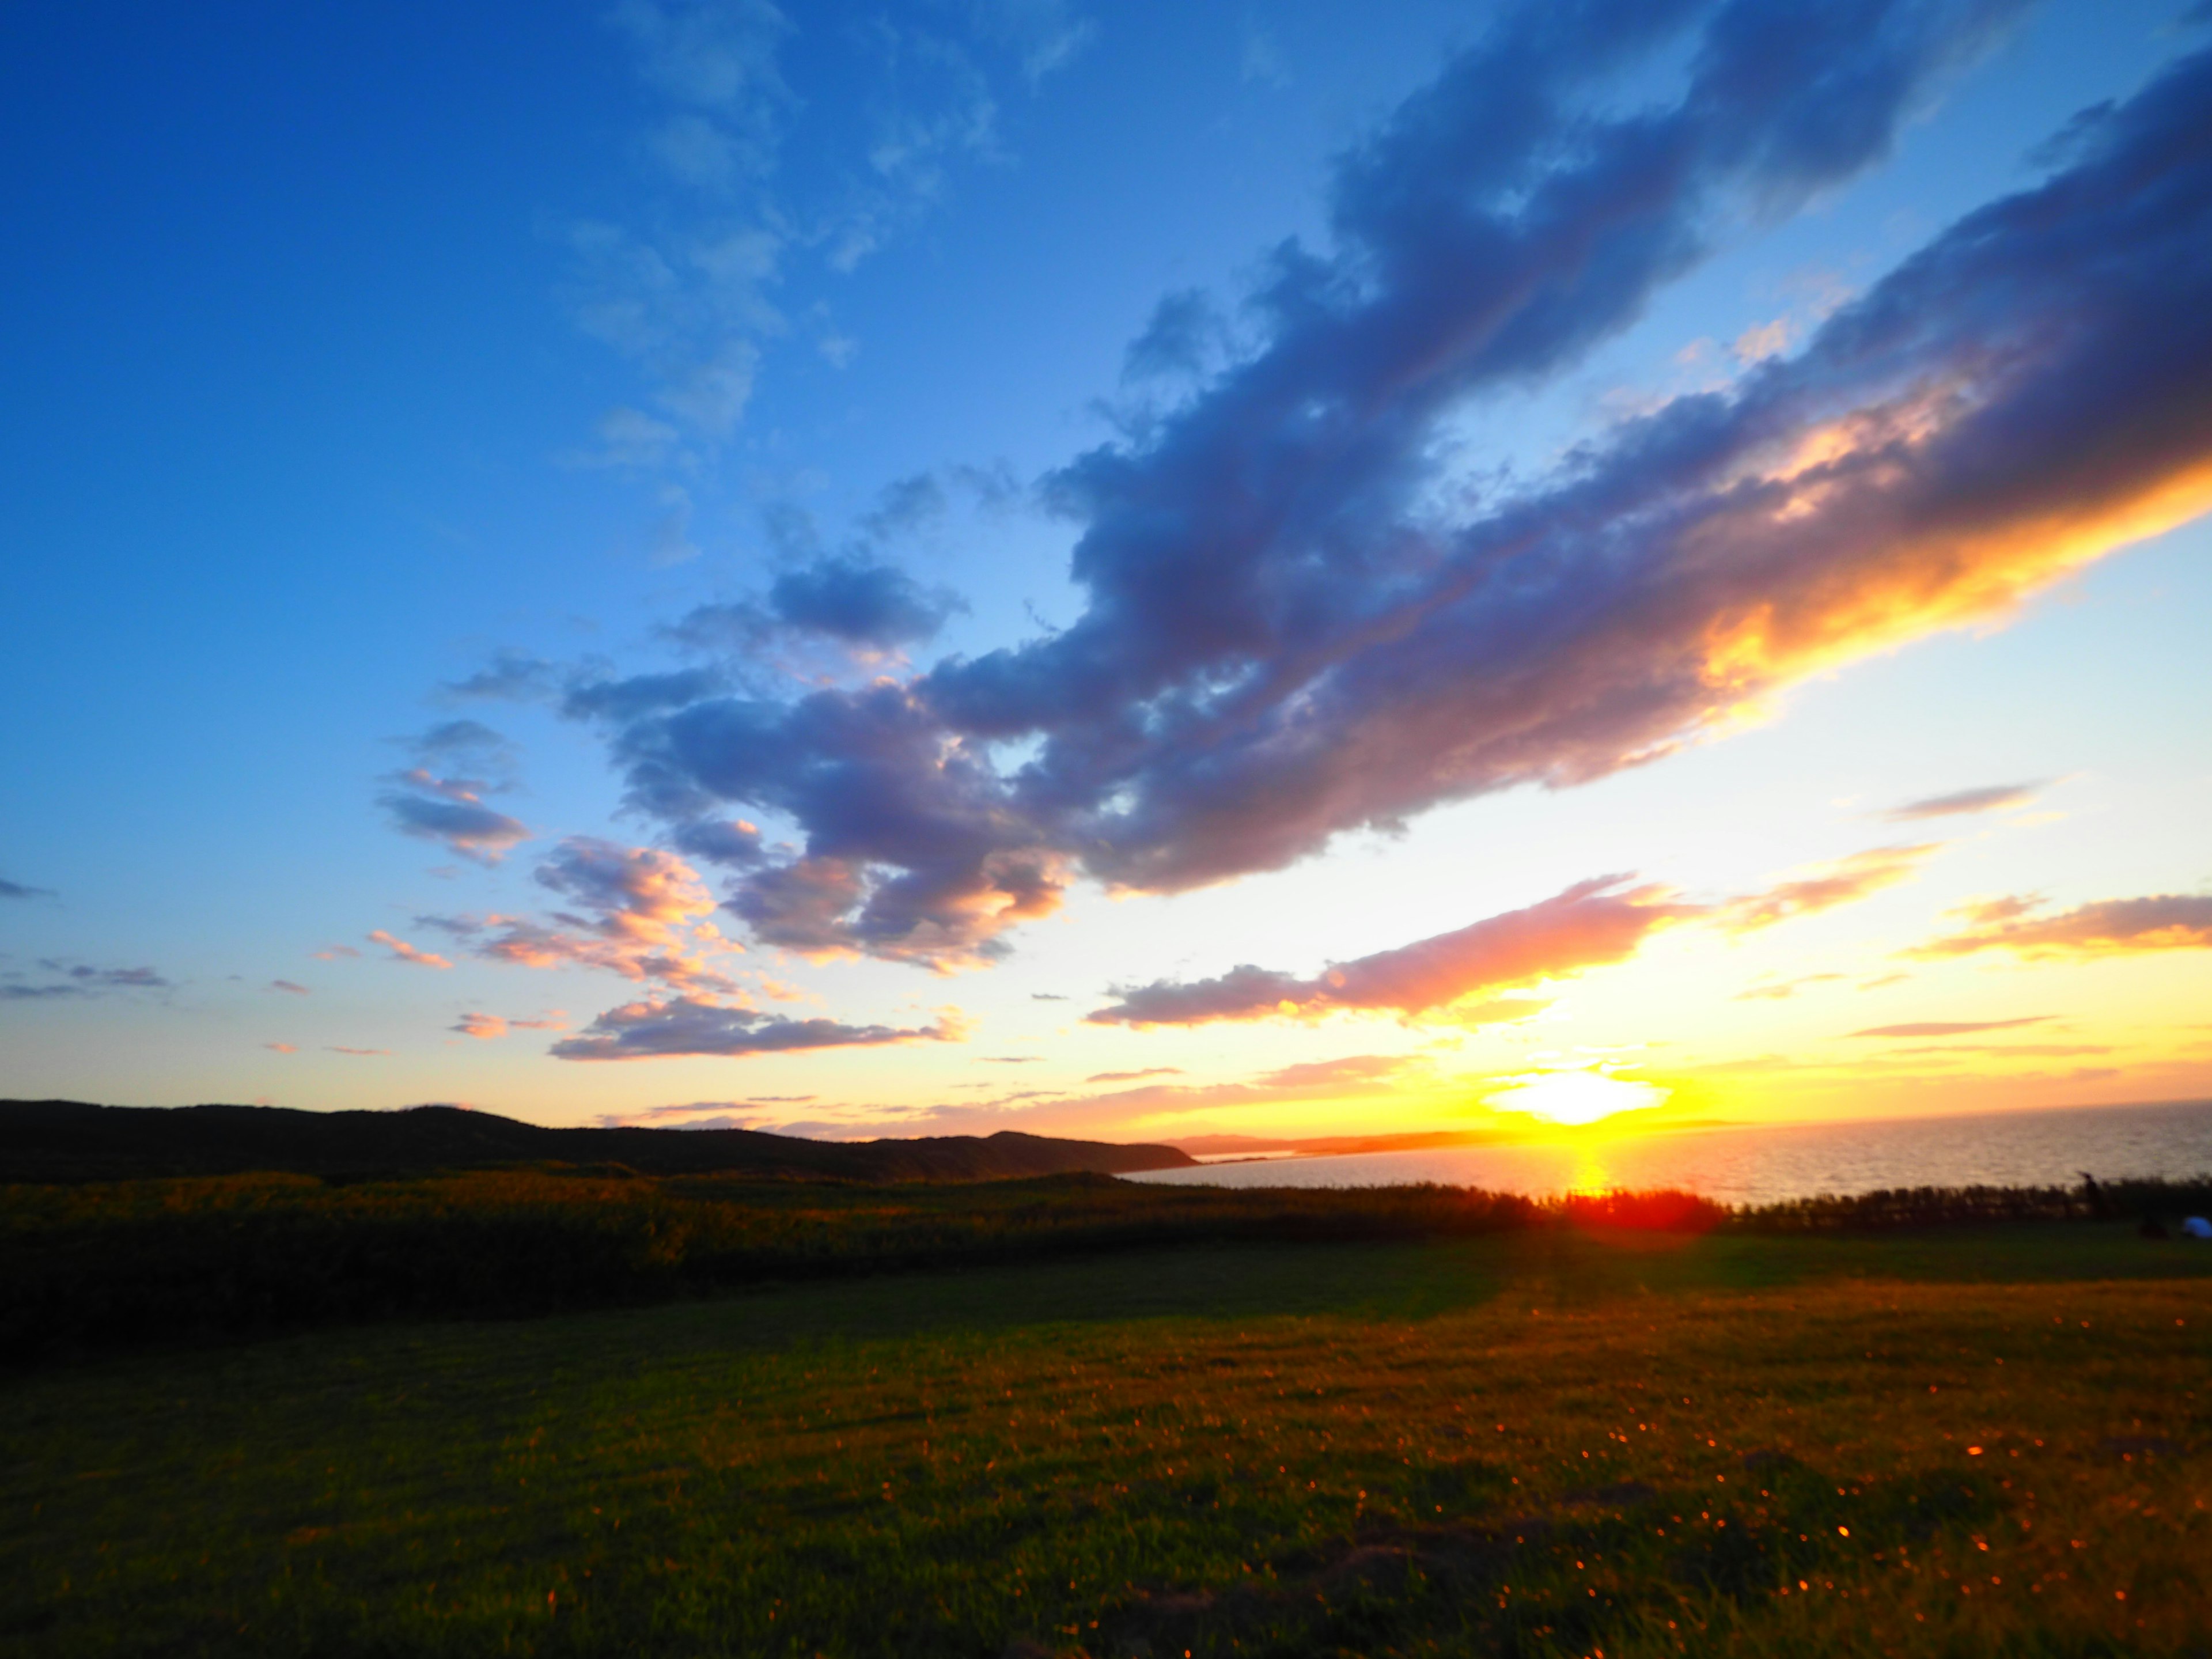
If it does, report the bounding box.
[5,1166,2206,1361]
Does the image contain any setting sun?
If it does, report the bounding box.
[1483,1069,1671,1128]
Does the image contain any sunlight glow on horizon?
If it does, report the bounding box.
[1483,1069,1672,1128]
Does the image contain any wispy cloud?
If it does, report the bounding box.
[0,876,55,900]
[1848,1017,2056,1038]
[551,997,969,1060]
[1088,876,1679,1028]
[368,929,453,970]
[1880,781,2043,821]
[267,979,310,995]
[1086,843,1940,1028]
[2,961,172,999]
[1908,892,2212,960]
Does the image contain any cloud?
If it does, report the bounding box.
[327,1046,391,1056]
[377,728,531,865]
[1848,1017,2055,1037]
[453,1012,507,1040]
[1714,844,1941,932]
[268,980,310,995]
[0,876,55,900]
[982,1054,1044,1063]
[2,961,173,999]
[1734,972,1846,1001]
[1085,1066,1183,1084]
[368,930,453,970]
[1088,876,1684,1027]
[564,0,2212,972]
[1881,781,2043,820]
[551,997,968,1060]
[422,838,740,993]
[768,558,965,647]
[1084,841,1943,1028]
[264,1042,298,1054]
[1908,892,2212,960]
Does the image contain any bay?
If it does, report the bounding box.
[1122,1097,2212,1207]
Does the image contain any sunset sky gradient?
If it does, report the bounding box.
[4,0,2208,1143]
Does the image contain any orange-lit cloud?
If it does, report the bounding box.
[263,1041,297,1054]
[1908,893,2212,960]
[422,838,740,993]
[451,1011,568,1040]
[368,929,451,969]
[1714,844,1940,933]
[1088,876,1683,1027]
[1090,844,1941,1029]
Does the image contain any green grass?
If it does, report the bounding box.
[5,1224,2210,1657]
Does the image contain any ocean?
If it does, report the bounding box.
[1120,1098,2212,1208]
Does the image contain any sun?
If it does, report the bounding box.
[1484,1067,1669,1128]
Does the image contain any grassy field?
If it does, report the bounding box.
[5,1222,2209,1657]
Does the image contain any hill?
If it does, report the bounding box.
[0,1099,1194,1184]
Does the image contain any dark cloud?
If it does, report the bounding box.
[267,979,310,995]
[378,726,531,863]
[380,786,532,863]
[0,876,55,900]
[1908,892,2212,959]
[1849,1017,2055,1037]
[768,558,965,647]
[1031,992,1069,1001]
[531,4,2212,973]
[1123,288,1224,381]
[1089,876,1680,1026]
[5,961,174,998]
[441,649,560,703]
[859,472,950,541]
[563,669,728,724]
[1881,781,2043,820]
[551,996,967,1060]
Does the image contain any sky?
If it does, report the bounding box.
[4,0,2210,1146]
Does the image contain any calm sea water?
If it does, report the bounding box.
[1122,1099,2212,1207]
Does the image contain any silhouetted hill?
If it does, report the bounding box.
[0,1100,1195,1184]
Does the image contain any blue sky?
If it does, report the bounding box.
[5,0,2209,1141]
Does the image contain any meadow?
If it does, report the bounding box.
[10,1162,2207,1359]
[4,1210,2209,1657]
